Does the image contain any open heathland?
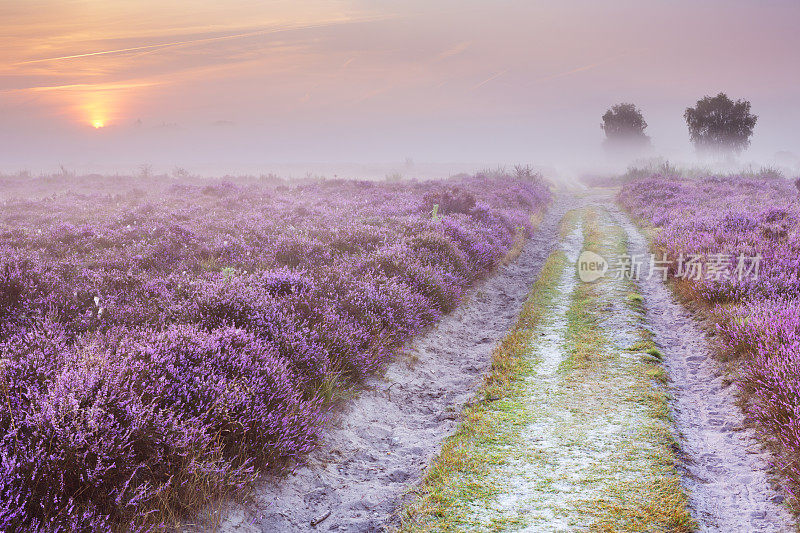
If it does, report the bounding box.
[0,174,549,531]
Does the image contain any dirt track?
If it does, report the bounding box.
[210,192,795,532]
[213,195,579,532]
[610,203,794,532]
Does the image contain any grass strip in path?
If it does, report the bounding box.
[579,210,694,532]
[399,224,572,531]
[401,207,693,532]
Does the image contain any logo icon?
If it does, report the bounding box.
[577,251,608,282]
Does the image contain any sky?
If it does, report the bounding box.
[1,0,799,176]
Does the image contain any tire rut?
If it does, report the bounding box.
[211,194,581,532]
[607,200,795,532]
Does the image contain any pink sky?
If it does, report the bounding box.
[2,0,799,175]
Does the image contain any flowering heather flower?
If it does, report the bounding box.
[0,174,550,529]
[619,173,800,506]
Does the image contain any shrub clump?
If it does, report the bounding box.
[0,174,550,530]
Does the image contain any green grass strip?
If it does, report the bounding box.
[400,248,569,532]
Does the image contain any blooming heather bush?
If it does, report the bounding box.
[422,186,477,215]
[0,174,549,530]
[619,173,800,505]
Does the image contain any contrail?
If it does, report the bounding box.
[0,80,158,95]
[13,16,392,66]
[471,70,508,90]
[435,41,472,62]
[468,49,646,92]
[532,49,647,85]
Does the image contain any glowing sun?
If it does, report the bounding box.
[92,120,105,129]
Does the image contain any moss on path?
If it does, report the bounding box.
[402,207,693,533]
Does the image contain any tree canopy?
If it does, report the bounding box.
[601,103,651,154]
[684,93,757,155]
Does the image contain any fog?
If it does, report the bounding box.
[2,0,799,179]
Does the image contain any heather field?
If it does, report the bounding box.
[0,174,550,530]
[4,172,799,532]
[4,1,799,531]
[619,174,800,507]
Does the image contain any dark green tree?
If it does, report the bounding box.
[684,93,757,155]
[601,103,651,153]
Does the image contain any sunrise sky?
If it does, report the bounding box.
[2,0,799,175]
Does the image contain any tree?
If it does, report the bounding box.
[684,93,757,155]
[601,103,651,155]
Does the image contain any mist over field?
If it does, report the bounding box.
[4,2,800,532]
[2,0,800,178]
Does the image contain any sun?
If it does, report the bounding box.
[92,120,105,129]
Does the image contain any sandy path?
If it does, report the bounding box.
[608,201,795,532]
[211,195,579,532]
[433,205,691,531]
[209,192,795,532]
[478,226,586,530]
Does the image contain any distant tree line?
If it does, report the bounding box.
[601,92,758,157]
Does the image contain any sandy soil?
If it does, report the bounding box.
[212,195,578,532]
[207,191,796,532]
[459,206,689,531]
[609,202,795,532]
[475,226,585,530]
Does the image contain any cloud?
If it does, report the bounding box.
[13,16,394,66]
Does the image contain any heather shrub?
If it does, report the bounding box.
[0,334,246,532]
[719,301,800,501]
[258,268,313,296]
[620,173,800,506]
[188,279,332,388]
[201,181,238,197]
[0,261,34,334]
[422,186,477,215]
[131,325,324,463]
[441,216,505,272]
[310,307,387,381]
[0,174,550,528]
[401,263,462,314]
[273,236,333,268]
[407,231,471,278]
